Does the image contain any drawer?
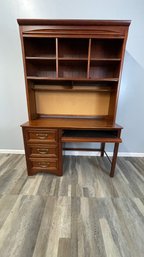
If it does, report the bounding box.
[28,144,58,157]
[26,129,58,143]
[30,158,58,171]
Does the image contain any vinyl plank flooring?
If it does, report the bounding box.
[0,154,144,257]
[57,238,71,257]
[0,195,46,257]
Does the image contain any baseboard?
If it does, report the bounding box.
[114,152,144,157]
[0,149,25,154]
[0,149,144,157]
[64,151,144,157]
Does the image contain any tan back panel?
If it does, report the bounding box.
[35,91,110,116]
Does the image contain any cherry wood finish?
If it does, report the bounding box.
[18,19,130,177]
[21,118,123,129]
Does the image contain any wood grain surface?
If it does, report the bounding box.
[0,154,144,257]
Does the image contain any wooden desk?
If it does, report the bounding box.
[22,118,122,177]
[17,19,130,177]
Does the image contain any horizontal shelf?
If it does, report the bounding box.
[26,57,121,62]
[58,57,88,61]
[32,85,114,92]
[90,58,121,62]
[27,76,119,82]
[26,57,56,60]
[58,58,121,62]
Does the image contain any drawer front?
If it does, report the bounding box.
[27,129,58,143]
[30,158,58,171]
[28,145,58,157]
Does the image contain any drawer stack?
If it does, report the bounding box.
[22,127,62,176]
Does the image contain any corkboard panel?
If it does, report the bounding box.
[35,91,110,116]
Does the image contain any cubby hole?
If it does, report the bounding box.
[58,61,87,79]
[89,63,120,79]
[58,38,89,59]
[26,59,56,78]
[24,38,56,58]
[91,39,123,59]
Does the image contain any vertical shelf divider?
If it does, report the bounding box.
[56,38,59,78]
[87,38,91,79]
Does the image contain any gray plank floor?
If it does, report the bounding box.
[0,154,144,257]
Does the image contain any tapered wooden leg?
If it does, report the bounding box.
[110,143,119,177]
[101,143,105,157]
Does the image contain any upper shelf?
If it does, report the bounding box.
[23,36,123,83]
[24,37,123,59]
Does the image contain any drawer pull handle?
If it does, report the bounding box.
[37,149,49,154]
[36,133,48,139]
[38,162,49,168]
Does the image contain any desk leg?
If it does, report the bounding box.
[58,130,63,176]
[110,143,119,177]
[101,143,105,157]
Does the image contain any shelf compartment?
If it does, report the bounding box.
[58,61,87,79]
[24,37,56,58]
[91,39,123,59]
[89,63,120,79]
[62,129,119,138]
[26,59,56,78]
[62,129,121,143]
[58,38,89,58]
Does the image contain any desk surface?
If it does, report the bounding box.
[22,118,123,130]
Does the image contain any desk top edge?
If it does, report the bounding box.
[21,118,123,130]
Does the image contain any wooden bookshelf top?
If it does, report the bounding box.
[21,118,123,130]
[17,19,131,26]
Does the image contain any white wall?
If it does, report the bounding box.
[0,0,144,152]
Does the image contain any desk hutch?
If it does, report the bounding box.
[17,19,130,177]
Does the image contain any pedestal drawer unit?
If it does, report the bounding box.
[22,127,62,175]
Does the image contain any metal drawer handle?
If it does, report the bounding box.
[38,162,49,168]
[36,133,48,139]
[37,149,49,154]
